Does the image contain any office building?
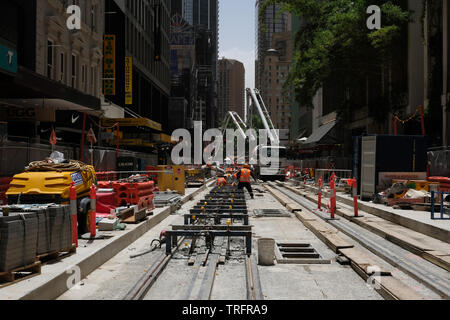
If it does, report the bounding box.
[218,58,245,120]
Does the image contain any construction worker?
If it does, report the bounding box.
[236,164,254,199]
[217,175,227,187]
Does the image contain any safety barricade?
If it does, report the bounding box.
[95,172,118,182]
[97,180,155,209]
[0,177,12,205]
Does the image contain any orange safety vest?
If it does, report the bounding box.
[217,177,227,186]
[240,169,251,183]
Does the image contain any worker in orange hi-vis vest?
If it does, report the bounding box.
[217,175,227,187]
[236,164,255,199]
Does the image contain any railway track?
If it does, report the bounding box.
[123,234,263,300]
[272,183,450,299]
[124,185,263,301]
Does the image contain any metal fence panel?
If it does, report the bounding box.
[428,148,450,177]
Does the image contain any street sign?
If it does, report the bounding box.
[125,56,133,105]
[103,35,116,95]
[87,128,97,144]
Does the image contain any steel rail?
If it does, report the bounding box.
[274,184,450,299]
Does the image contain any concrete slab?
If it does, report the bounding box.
[248,192,383,300]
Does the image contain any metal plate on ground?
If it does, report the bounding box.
[253,209,290,217]
[154,192,182,207]
[274,241,331,264]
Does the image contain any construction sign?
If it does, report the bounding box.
[87,128,97,144]
[125,56,133,105]
[103,35,116,95]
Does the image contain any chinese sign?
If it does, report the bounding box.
[103,35,116,95]
[125,56,133,105]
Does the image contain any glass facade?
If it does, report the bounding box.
[255,0,289,89]
[183,0,194,25]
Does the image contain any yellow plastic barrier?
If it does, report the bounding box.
[157,165,185,195]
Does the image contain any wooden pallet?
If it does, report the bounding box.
[387,197,424,207]
[36,244,77,263]
[0,261,42,288]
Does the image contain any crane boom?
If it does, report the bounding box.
[246,88,279,144]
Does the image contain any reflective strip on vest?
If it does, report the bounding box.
[240,169,251,183]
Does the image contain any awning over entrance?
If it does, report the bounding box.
[102,118,162,132]
[303,120,337,145]
[0,66,100,111]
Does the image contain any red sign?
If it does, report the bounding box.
[49,128,57,145]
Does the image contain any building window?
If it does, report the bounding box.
[71,54,77,88]
[47,40,54,79]
[91,5,97,32]
[59,52,65,83]
[81,64,87,92]
[91,66,97,96]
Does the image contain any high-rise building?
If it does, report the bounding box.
[262,32,292,132]
[104,0,171,131]
[169,2,197,133]
[255,0,290,90]
[171,0,219,129]
[256,1,293,137]
[218,58,245,120]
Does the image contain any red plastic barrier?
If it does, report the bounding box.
[96,191,117,217]
[146,166,158,182]
[97,180,155,208]
[0,177,12,205]
[428,176,450,183]
[127,182,155,204]
[96,171,118,182]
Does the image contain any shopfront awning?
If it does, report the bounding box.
[303,120,337,145]
[102,118,162,131]
[0,66,100,111]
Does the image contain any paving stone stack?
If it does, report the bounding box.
[0,213,39,272]
[47,205,72,252]
[0,204,72,272]
[33,208,51,255]
[153,191,182,207]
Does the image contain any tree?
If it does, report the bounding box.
[259,0,410,126]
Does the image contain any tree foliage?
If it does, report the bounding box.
[259,0,410,121]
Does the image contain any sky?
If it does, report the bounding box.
[219,0,256,90]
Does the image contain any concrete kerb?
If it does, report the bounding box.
[0,182,213,300]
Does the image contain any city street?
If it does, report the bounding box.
[0,0,449,312]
